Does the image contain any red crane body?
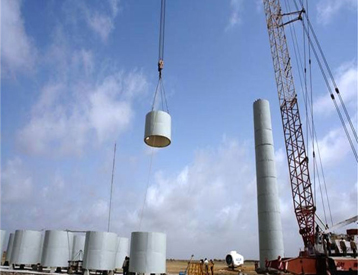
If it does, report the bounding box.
[262,1,358,274]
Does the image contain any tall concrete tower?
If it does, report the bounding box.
[253,99,284,269]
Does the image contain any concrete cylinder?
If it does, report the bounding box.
[11,230,43,265]
[115,237,129,269]
[129,232,166,274]
[1,230,6,252]
[253,99,284,268]
[83,231,118,271]
[5,233,14,263]
[41,230,74,267]
[144,110,171,147]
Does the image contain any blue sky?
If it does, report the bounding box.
[1,0,357,260]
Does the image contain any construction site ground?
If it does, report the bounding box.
[166,259,257,275]
[0,260,294,275]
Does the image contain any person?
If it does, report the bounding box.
[327,237,332,256]
[122,256,129,275]
[340,238,347,256]
[323,237,328,255]
[204,258,209,275]
[350,238,357,258]
[209,259,214,275]
[323,233,330,255]
[199,259,204,274]
[315,225,320,244]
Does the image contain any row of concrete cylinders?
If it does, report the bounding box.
[3,230,129,270]
[1,230,166,272]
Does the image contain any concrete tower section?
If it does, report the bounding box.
[253,99,284,269]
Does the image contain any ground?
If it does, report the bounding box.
[166,259,257,275]
[0,260,258,275]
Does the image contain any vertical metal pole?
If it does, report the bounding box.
[108,143,116,232]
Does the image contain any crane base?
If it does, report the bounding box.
[265,255,358,275]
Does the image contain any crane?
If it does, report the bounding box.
[263,0,315,249]
[262,0,358,274]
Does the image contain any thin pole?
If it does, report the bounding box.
[108,142,116,232]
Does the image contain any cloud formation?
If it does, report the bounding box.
[17,70,148,156]
[1,158,33,204]
[84,0,121,41]
[3,132,356,259]
[314,61,357,117]
[1,0,36,77]
[226,0,244,31]
[316,0,357,25]
[312,61,357,164]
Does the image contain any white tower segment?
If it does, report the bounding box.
[254,99,284,268]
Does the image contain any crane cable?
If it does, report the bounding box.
[298,0,334,226]
[158,0,166,67]
[108,142,116,232]
[139,0,168,230]
[303,0,316,209]
[284,0,334,226]
[306,0,316,211]
[292,0,358,162]
[303,0,334,227]
[152,0,169,113]
[298,0,358,144]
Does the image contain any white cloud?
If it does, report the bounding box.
[312,61,357,164]
[316,0,357,25]
[72,49,94,77]
[316,126,354,166]
[13,1,147,156]
[226,0,244,31]
[1,158,33,203]
[1,0,36,77]
[17,70,148,156]
[314,61,357,117]
[2,135,355,259]
[131,137,260,258]
[89,83,132,143]
[87,14,114,41]
[84,0,121,42]
[91,200,109,217]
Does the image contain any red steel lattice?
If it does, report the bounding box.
[263,0,315,247]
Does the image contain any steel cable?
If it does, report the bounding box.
[294,0,358,144]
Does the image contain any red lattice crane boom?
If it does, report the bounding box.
[263,0,315,248]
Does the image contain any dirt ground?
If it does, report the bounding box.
[166,259,258,275]
[0,259,259,275]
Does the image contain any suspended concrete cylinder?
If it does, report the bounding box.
[5,233,14,263]
[115,237,129,269]
[11,230,43,265]
[72,234,86,261]
[129,232,166,274]
[83,231,118,271]
[144,110,171,147]
[253,99,284,269]
[41,230,74,268]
